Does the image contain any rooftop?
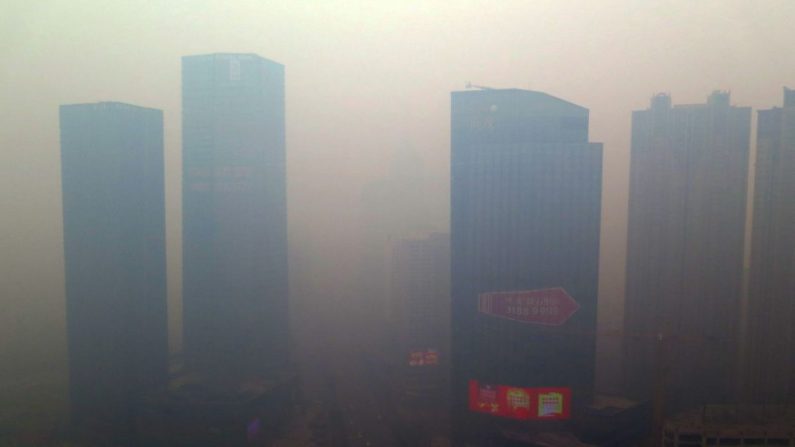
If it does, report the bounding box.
[182,52,283,66]
[453,87,587,112]
[60,101,161,113]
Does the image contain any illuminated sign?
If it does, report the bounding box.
[478,287,579,326]
[408,349,439,366]
[468,380,571,420]
[538,391,564,417]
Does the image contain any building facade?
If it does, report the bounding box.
[60,102,168,427]
[182,53,288,380]
[388,232,450,401]
[386,232,451,443]
[623,92,751,411]
[744,88,795,403]
[451,89,603,443]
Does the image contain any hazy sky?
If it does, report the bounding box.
[2,0,794,376]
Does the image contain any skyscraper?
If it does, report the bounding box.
[182,53,288,380]
[623,92,751,411]
[451,89,602,443]
[744,87,795,403]
[60,102,167,428]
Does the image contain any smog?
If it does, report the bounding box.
[2,2,794,446]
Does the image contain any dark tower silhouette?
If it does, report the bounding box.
[182,53,288,381]
[624,92,751,411]
[60,102,168,431]
[450,89,602,444]
[744,87,795,403]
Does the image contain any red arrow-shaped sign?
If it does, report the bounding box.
[478,287,580,326]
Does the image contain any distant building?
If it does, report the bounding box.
[744,88,795,403]
[623,92,751,411]
[357,146,431,324]
[60,102,168,428]
[386,232,451,444]
[388,232,450,402]
[181,53,288,380]
[450,89,603,443]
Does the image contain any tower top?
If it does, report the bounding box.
[784,87,795,108]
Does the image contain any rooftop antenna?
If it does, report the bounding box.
[465,81,494,90]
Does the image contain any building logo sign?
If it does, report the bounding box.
[478,287,580,326]
[468,380,571,420]
[230,58,241,81]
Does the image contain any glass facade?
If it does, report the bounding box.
[60,102,167,426]
[181,53,288,380]
[450,89,603,441]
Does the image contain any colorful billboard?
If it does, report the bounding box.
[478,287,580,326]
[409,349,439,366]
[468,380,571,420]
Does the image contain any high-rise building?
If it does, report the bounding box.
[451,89,603,443]
[60,102,168,427]
[623,92,751,411]
[182,53,288,380]
[744,87,795,403]
[388,232,450,402]
[386,232,451,443]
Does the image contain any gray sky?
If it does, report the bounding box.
[2,0,794,376]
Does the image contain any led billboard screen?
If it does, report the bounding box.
[468,380,571,420]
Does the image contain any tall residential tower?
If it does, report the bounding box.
[182,53,288,380]
[623,92,751,411]
[744,87,795,403]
